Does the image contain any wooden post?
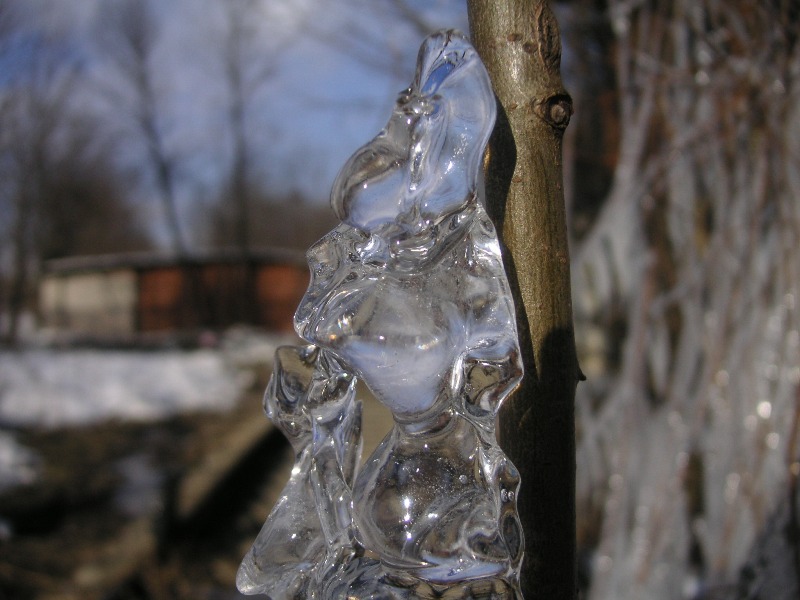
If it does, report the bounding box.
[467,2,580,598]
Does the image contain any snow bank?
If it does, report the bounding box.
[0,348,251,428]
[0,330,293,494]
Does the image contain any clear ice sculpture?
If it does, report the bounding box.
[237,29,524,599]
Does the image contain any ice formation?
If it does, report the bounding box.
[238,30,524,599]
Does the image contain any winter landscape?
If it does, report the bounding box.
[2,1,799,599]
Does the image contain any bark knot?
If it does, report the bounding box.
[533,94,573,130]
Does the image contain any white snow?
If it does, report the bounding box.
[0,348,249,428]
[0,330,294,492]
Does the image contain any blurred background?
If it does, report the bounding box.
[0,1,798,599]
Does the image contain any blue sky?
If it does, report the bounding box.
[228,0,470,200]
[71,0,467,201]
[1,1,469,246]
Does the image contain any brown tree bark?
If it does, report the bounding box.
[467,2,580,598]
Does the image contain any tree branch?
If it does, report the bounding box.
[467,2,579,598]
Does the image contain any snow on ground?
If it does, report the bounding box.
[0,329,294,491]
[0,349,250,427]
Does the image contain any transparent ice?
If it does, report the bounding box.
[238,30,524,599]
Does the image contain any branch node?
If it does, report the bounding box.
[533,94,573,130]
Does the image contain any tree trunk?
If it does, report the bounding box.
[467,2,580,598]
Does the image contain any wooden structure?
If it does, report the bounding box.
[39,250,309,340]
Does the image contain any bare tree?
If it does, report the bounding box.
[209,0,469,253]
[0,24,79,343]
[208,188,336,252]
[95,0,187,255]
[0,0,18,340]
[0,8,151,344]
[220,0,258,254]
[216,0,303,254]
[39,134,152,260]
